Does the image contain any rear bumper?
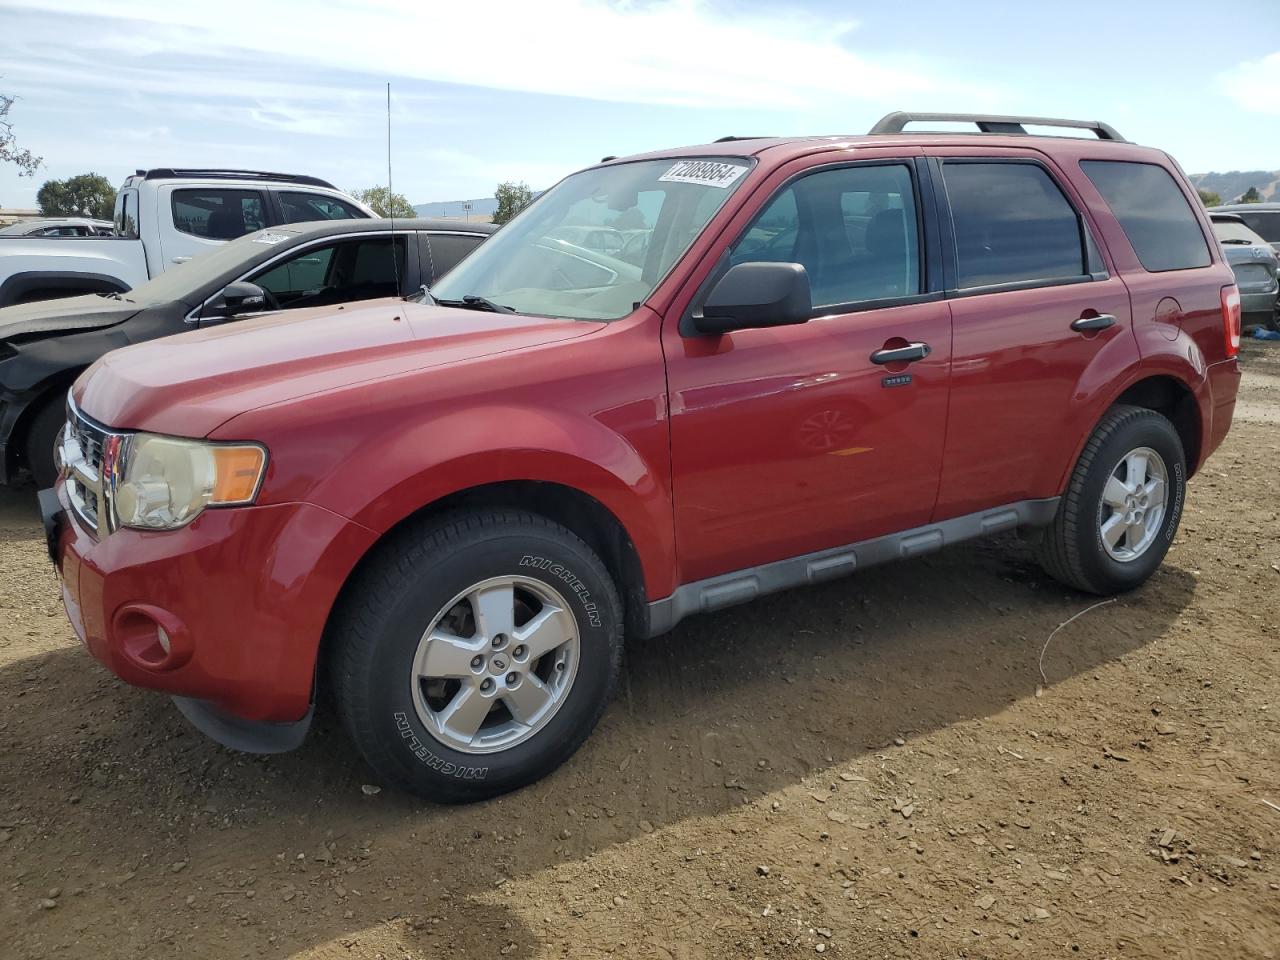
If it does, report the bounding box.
[1204,357,1242,465]
[51,483,378,727]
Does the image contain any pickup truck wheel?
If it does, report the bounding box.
[25,396,67,488]
[1036,405,1185,595]
[332,510,623,803]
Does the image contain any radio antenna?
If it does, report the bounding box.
[386,81,402,299]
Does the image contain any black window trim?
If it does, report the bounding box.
[682,156,943,335]
[169,186,271,240]
[1079,157,1216,274]
[927,155,1110,299]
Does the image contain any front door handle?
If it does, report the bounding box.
[1071,313,1116,332]
[870,342,931,365]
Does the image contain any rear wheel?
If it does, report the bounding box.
[331,509,623,802]
[1036,405,1186,594]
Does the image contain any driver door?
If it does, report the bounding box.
[663,155,953,583]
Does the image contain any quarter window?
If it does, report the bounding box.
[172,189,267,240]
[942,162,1086,288]
[731,164,922,308]
[1080,160,1211,272]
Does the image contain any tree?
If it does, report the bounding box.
[351,185,415,219]
[1,92,42,176]
[1197,188,1222,207]
[493,181,534,226]
[37,173,114,219]
[1240,186,1262,204]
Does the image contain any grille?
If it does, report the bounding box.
[61,402,117,534]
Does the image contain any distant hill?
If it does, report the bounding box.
[1188,170,1280,203]
[413,197,497,219]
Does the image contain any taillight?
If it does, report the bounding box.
[1221,284,1241,358]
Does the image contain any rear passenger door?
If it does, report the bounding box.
[925,150,1134,519]
[159,185,269,267]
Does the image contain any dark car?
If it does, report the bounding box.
[0,217,495,485]
[1209,212,1279,331]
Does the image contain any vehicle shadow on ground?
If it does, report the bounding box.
[0,534,1196,959]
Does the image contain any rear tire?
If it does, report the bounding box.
[331,509,623,803]
[1036,405,1186,594]
[25,395,67,488]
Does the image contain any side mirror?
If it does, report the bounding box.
[207,281,268,318]
[690,262,811,336]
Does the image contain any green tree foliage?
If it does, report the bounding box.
[1,93,42,176]
[1240,186,1262,204]
[37,173,114,218]
[351,185,416,219]
[493,181,534,226]
[1197,188,1222,207]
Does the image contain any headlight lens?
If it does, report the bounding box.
[112,434,267,530]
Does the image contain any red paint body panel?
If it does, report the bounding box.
[56,484,378,722]
[54,131,1242,730]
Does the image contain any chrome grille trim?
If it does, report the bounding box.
[60,397,124,535]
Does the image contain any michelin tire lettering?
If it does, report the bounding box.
[518,555,602,627]
[394,712,489,779]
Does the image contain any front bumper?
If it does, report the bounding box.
[49,482,378,730]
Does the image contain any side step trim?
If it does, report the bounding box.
[644,497,1060,637]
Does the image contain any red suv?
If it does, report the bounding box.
[45,113,1242,801]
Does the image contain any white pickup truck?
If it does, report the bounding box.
[0,169,376,307]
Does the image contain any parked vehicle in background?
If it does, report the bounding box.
[1,218,493,486]
[0,218,115,237]
[1210,202,1280,255]
[0,169,376,307]
[48,112,1240,803]
[1209,213,1279,332]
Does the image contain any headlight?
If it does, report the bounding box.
[112,434,267,530]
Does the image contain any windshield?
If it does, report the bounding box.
[122,228,303,305]
[431,157,753,320]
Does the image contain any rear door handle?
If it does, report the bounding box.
[870,342,931,365]
[1071,313,1116,332]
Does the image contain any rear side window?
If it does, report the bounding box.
[279,192,367,223]
[942,162,1086,289]
[1080,161,1211,272]
[172,189,267,240]
[424,233,485,283]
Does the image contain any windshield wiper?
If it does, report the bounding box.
[434,294,516,315]
[1220,238,1252,245]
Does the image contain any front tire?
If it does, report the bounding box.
[1036,405,1186,594]
[331,509,623,803]
[25,395,67,488]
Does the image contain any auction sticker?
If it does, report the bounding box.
[253,231,291,245]
[658,160,748,189]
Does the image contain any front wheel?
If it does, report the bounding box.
[1036,405,1186,594]
[331,510,623,802]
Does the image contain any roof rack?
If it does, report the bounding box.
[869,112,1126,142]
[133,168,338,189]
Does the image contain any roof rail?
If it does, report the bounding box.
[137,168,338,189]
[714,135,774,143]
[869,112,1126,142]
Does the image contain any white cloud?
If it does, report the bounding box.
[4,0,991,110]
[1215,51,1280,116]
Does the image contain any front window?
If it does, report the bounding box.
[431,157,752,320]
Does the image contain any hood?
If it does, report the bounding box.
[74,298,603,436]
[0,294,142,342]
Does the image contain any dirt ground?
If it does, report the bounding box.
[1,341,1278,960]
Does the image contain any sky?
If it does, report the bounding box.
[1,0,1277,210]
